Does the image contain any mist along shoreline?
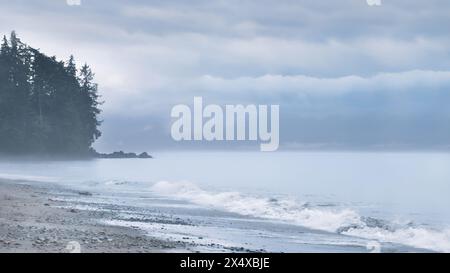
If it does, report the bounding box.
[0,179,187,253]
[0,151,153,161]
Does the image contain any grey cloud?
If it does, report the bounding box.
[1,0,450,151]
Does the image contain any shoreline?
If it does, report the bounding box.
[0,172,437,253]
[0,179,188,253]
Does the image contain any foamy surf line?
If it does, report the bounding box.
[150,181,450,252]
[0,173,60,183]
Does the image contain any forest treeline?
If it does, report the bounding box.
[0,32,102,155]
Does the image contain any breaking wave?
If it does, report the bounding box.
[150,180,450,252]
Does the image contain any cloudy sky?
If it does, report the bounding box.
[1,0,450,151]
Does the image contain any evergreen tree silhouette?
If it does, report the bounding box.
[0,32,102,155]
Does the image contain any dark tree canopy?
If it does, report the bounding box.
[0,31,102,155]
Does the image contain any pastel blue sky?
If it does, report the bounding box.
[1,0,450,151]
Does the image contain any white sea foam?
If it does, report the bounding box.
[0,173,60,183]
[343,226,450,252]
[151,181,364,232]
[150,180,450,252]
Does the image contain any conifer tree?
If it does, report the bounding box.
[0,31,102,155]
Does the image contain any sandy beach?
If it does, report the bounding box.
[0,179,188,253]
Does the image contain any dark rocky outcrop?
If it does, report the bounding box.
[95,151,152,159]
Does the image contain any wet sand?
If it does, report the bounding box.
[0,179,188,253]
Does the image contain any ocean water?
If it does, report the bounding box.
[1,151,450,252]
